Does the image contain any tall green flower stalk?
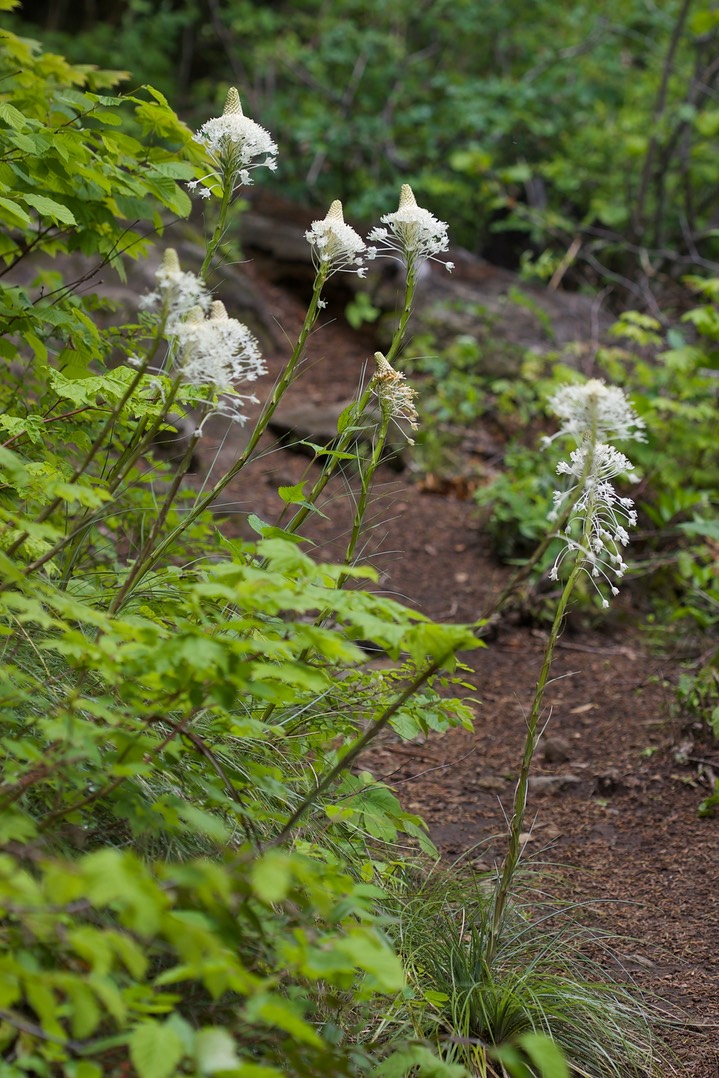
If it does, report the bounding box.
[487,380,645,965]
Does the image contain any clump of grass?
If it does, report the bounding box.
[388,867,675,1077]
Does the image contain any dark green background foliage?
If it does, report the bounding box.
[11,0,719,282]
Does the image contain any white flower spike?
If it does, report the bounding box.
[370,351,419,442]
[367,184,453,273]
[305,200,367,277]
[139,248,211,325]
[545,379,646,446]
[546,381,641,606]
[190,87,278,197]
[172,300,266,426]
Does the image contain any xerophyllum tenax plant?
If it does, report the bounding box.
[371,351,420,442]
[190,86,278,198]
[305,199,367,277]
[140,251,266,428]
[547,379,643,606]
[367,183,455,275]
[488,379,642,964]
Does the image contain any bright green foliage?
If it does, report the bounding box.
[0,22,490,1077]
[12,0,719,281]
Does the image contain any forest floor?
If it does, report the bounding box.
[196,257,719,1076]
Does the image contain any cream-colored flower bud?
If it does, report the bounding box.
[162,248,181,274]
[223,87,242,116]
[305,200,366,275]
[210,300,229,320]
[370,351,419,441]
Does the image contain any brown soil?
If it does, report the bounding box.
[198,259,719,1076]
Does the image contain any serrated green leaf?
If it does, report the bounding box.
[18,193,77,226]
[0,102,27,129]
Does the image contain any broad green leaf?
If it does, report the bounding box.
[251,851,292,904]
[0,196,32,225]
[130,1021,185,1078]
[519,1033,570,1078]
[244,994,323,1048]
[18,193,77,226]
[338,928,404,992]
[195,1028,239,1075]
[0,102,27,128]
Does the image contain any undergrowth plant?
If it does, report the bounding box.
[0,12,676,1078]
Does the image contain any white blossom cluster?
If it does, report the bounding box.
[549,441,639,605]
[367,185,454,274]
[139,251,266,427]
[172,300,266,425]
[190,87,278,198]
[544,379,646,446]
[547,380,643,605]
[139,248,211,324]
[305,200,367,277]
[370,351,419,442]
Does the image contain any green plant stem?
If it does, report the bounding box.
[108,425,201,614]
[486,433,598,965]
[338,408,391,585]
[385,265,416,365]
[282,264,418,541]
[266,646,453,849]
[486,555,582,967]
[200,178,233,280]
[57,376,187,588]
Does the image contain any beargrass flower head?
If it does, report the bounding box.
[547,379,642,605]
[370,351,419,442]
[190,87,278,197]
[139,248,211,324]
[544,379,646,447]
[171,300,266,426]
[305,200,367,277]
[367,184,454,274]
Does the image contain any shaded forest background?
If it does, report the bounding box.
[11,0,719,298]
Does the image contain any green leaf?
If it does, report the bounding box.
[0,196,32,225]
[678,518,719,541]
[18,193,77,226]
[130,1021,185,1078]
[176,803,230,843]
[338,928,404,992]
[195,1028,239,1075]
[278,482,307,505]
[251,851,292,904]
[244,994,323,1048]
[518,1033,569,1078]
[377,1044,468,1077]
[0,102,27,129]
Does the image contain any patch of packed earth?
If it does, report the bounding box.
[192,255,719,1076]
